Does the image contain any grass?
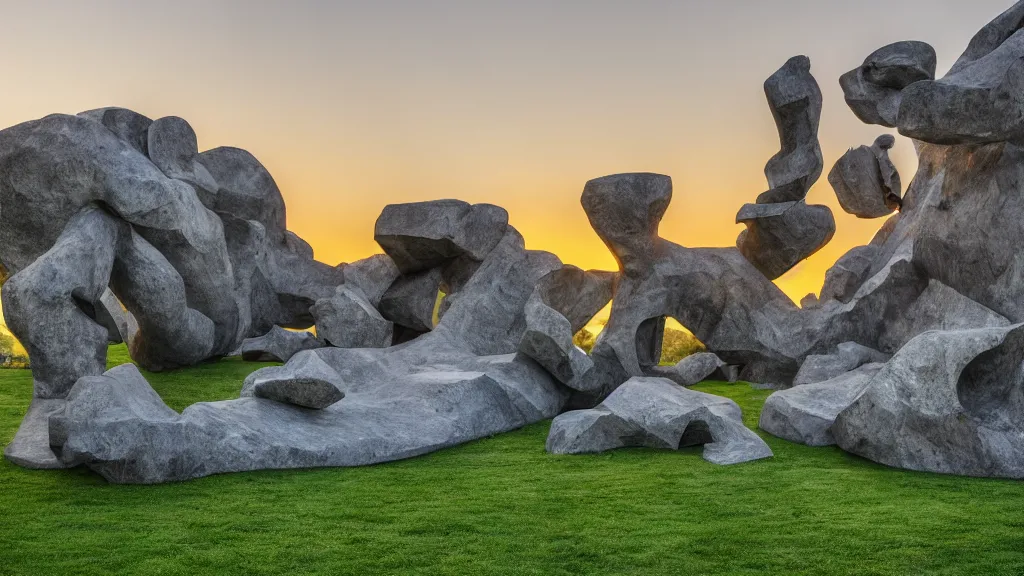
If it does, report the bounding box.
[1,346,1023,575]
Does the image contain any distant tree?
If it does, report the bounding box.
[659,327,707,366]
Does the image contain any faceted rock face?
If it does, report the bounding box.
[898,5,1024,145]
[374,200,508,274]
[758,55,823,204]
[240,351,345,409]
[759,363,882,447]
[518,294,596,391]
[312,286,393,349]
[581,173,672,275]
[833,325,1024,478]
[736,201,836,280]
[199,146,288,245]
[340,255,400,309]
[735,57,834,280]
[878,280,1010,353]
[647,353,725,387]
[793,342,890,387]
[96,288,130,344]
[147,116,219,203]
[50,333,567,484]
[840,41,937,127]
[819,245,879,304]
[546,377,773,466]
[378,267,442,333]
[828,135,902,219]
[3,398,69,469]
[77,107,153,155]
[238,326,323,363]
[532,266,616,334]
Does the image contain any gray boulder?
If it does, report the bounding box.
[793,342,890,387]
[77,107,153,156]
[819,245,879,304]
[340,254,400,308]
[95,288,131,344]
[147,116,219,204]
[736,201,836,280]
[311,286,393,349]
[518,293,596,391]
[647,352,725,387]
[546,377,772,465]
[833,324,1024,478]
[374,200,508,274]
[898,3,1024,145]
[828,135,902,219]
[840,41,937,127]
[50,332,567,483]
[378,267,441,333]
[531,266,616,334]
[759,363,883,447]
[240,351,345,409]
[238,326,323,363]
[199,146,288,245]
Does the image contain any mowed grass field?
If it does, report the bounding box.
[1,345,1023,575]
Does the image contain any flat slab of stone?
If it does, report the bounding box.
[241,351,345,409]
[546,377,772,466]
[239,326,323,363]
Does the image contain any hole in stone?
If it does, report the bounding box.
[660,318,707,366]
[636,316,666,370]
[678,420,714,448]
[958,328,1024,423]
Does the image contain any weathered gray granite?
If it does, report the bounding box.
[546,377,772,465]
[828,135,902,219]
[833,325,1024,478]
[760,363,882,447]
[3,398,69,469]
[240,351,345,409]
[793,342,890,387]
[840,41,937,127]
[238,326,323,363]
[312,286,393,349]
[647,353,726,387]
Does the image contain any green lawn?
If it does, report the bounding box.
[1,346,1023,575]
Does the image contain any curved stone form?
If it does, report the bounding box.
[546,377,772,465]
[833,325,1024,478]
[759,363,882,447]
[792,342,889,388]
[828,135,902,219]
[647,352,726,387]
[736,201,836,280]
[839,41,937,127]
[238,326,323,363]
[736,56,835,280]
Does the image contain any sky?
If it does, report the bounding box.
[0,0,1014,303]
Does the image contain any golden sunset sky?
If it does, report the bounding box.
[0,0,1013,303]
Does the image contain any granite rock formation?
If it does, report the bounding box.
[828,135,902,218]
[547,377,772,465]
[238,326,323,363]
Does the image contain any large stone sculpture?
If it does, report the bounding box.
[9,1,1024,483]
[736,56,836,280]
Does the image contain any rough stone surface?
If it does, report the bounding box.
[793,342,890,387]
[340,255,400,308]
[378,267,442,333]
[374,200,508,274]
[50,332,567,483]
[757,56,823,204]
[828,135,902,219]
[736,201,836,280]
[819,246,879,304]
[648,353,725,387]
[240,351,345,409]
[833,325,1024,478]
[760,363,883,447]
[77,107,153,155]
[95,288,130,344]
[3,398,68,469]
[840,41,937,127]
[238,326,323,363]
[312,286,393,349]
[147,116,219,203]
[582,174,672,275]
[546,377,773,465]
[532,266,616,334]
[518,293,596,391]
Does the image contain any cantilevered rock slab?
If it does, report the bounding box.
[546,377,772,465]
[240,351,345,409]
[374,200,508,274]
[238,326,323,363]
[736,201,836,280]
[760,363,882,447]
